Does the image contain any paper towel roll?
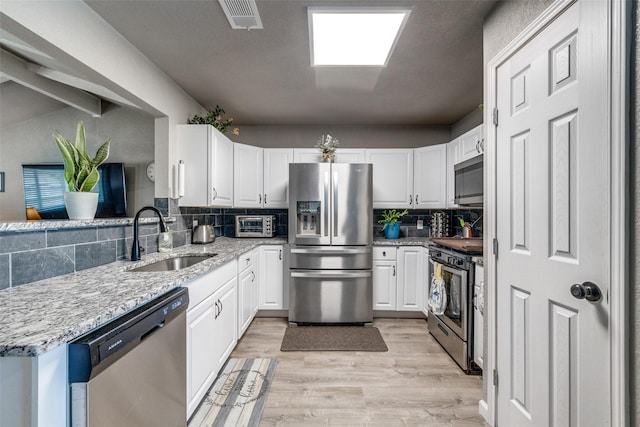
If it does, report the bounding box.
[178,160,185,197]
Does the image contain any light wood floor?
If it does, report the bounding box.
[230,317,487,426]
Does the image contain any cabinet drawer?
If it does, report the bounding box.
[185,259,237,309]
[238,249,255,273]
[373,247,397,260]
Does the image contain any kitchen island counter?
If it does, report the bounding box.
[0,237,286,357]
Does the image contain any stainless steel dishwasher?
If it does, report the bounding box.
[69,287,189,427]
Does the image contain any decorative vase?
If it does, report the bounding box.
[384,222,401,239]
[64,192,99,220]
[322,152,335,162]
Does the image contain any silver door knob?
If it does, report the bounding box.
[570,281,602,302]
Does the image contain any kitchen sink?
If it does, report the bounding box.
[128,254,217,272]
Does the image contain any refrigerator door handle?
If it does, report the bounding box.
[333,171,339,237]
[324,171,330,237]
[290,247,372,255]
[291,271,372,279]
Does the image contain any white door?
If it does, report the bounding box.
[264,149,293,208]
[211,130,235,207]
[396,246,423,311]
[446,138,459,208]
[366,149,414,209]
[496,3,609,426]
[372,260,396,310]
[414,144,447,209]
[458,124,484,162]
[259,245,284,309]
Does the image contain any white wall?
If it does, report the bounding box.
[0,105,155,221]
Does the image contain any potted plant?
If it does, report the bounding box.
[378,209,408,239]
[188,105,240,136]
[315,134,339,162]
[53,121,110,220]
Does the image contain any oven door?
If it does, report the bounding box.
[428,258,468,340]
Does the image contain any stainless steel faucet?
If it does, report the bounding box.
[131,206,167,261]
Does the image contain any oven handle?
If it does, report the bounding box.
[437,322,450,336]
[291,271,372,279]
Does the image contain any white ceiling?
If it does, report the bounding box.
[1,0,498,128]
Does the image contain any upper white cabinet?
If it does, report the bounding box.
[446,138,459,208]
[263,149,294,208]
[293,148,366,163]
[234,143,264,208]
[234,145,293,208]
[366,149,414,209]
[413,145,447,209]
[458,124,484,162]
[177,124,234,207]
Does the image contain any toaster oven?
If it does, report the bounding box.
[235,215,277,237]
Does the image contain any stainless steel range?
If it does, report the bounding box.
[288,163,373,325]
[428,242,481,374]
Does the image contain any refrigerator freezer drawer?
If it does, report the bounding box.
[289,270,373,324]
[289,246,372,270]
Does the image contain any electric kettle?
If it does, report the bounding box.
[192,225,215,244]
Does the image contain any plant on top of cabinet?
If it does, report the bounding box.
[315,134,339,162]
[53,121,110,220]
[188,105,239,135]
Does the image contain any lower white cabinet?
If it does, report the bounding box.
[259,245,285,309]
[372,247,397,310]
[396,246,424,311]
[473,263,484,369]
[238,249,258,337]
[185,260,238,418]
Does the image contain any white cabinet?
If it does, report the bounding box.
[293,148,366,163]
[446,138,460,208]
[366,149,414,209]
[234,143,264,208]
[422,247,430,316]
[413,145,447,209]
[263,149,294,208]
[372,247,397,310]
[458,124,484,162]
[234,145,293,208]
[396,246,424,311]
[238,249,258,336]
[177,124,234,207]
[185,260,238,417]
[259,245,285,309]
[473,263,484,369]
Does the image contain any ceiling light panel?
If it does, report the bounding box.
[309,7,411,66]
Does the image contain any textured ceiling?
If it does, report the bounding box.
[85,0,497,126]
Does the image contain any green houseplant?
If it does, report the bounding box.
[188,105,239,135]
[378,209,408,239]
[53,121,110,219]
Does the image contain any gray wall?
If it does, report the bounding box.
[0,105,155,220]
[232,125,451,149]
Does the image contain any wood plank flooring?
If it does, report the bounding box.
[230,318,487,426]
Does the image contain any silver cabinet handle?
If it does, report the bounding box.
[258,194,262,204]
[264,194,267,204]
[393,265,396,276]
[212,187,217,200]
[409,195,413,205]
[382,251,386,257]
[214,300,220,319]
[251,271,255,282]
[416,195,419,205]
[279,250,282,260]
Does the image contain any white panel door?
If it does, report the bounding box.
[238,267,255,337]
[396,246,423,311]
[496,3,609,426]
[212,130,235,207]
[214,277,238,368]
[259,245,284,309]
[414,144,447,209]
[372,260,396,310]
[234,143,263,207]
[366,149,414,209]
[264,148,293,208]
[458,124,484,162]
[446,139,459,208]
[293,148,365,163]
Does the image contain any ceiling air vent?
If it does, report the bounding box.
[218,0,263,30]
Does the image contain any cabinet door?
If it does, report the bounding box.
[396,246,423,311]
[177,124,212,207]
[264,149,293,208]
[211,130,234,207]
[474,264,484,369]
[214,277,238,368]
[186,294,218,417]
[372,260,396,310]
[414,145,447,209]
[259,245,284,309]
[234,143,263,207]
[365,149,414,209]
[422,248,430,316]
[446,139,459,208]
[458,124,484,162]
[293,148,322,163]
[238,268,255,337]
[335,148,366,163]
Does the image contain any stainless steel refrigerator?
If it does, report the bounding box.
[288,163,373,324]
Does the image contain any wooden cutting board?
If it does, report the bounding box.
[430,237,484,253]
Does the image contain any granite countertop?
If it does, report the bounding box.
[0,216,175,232]
[373,237,431,246]
[0,237,286,357]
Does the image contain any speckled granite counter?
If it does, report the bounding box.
[0,216,175,232]
[0,237,286,357]
[373,237,431,246]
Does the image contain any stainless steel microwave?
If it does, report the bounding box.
[235,215,277,237]
[454,154,483,206]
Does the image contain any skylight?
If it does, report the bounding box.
[308,7,411,67]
